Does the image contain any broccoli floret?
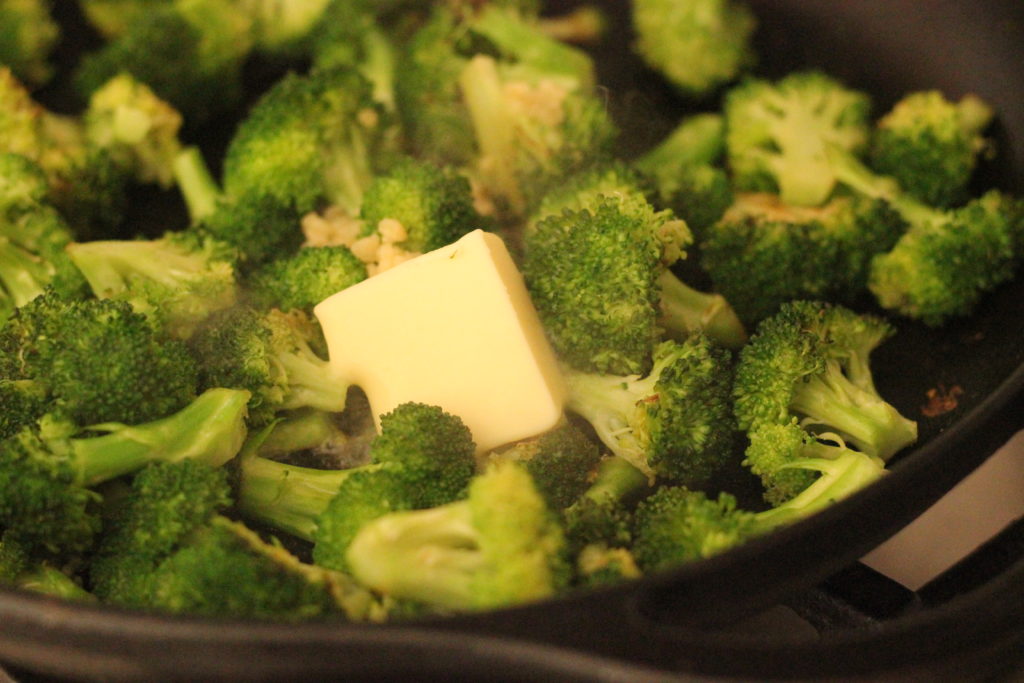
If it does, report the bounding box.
[565,335,736,484]
[632,441,886,570]
[636,113,726,172]
[91,460,377,621]
[562,455,648,556]
[74,2,253,123]
[827,145,1020,325]
[631,0,756,97]
[488,421,604,510]
[0,69,130,239]
[189,306,346,427]
[0,0,59,88]
[869,91,993,207]
[725,71,872,206]
[0,152,48,210]
[0,530,94,601]
[90,459,233,604]
[574,543,641,588]
[236,402,477,544]
[733,301,916,499]
[700,192,907,323]
[524,198,745,376]
[222,66,390,217]
[0,204,81,319]
[309,4,398,110]
[345,460,570,612]
[0,292,198,426]
[0,379,47,439]
[358,157,483,253]
[396,5,614,217]
[66,230,238,339]
[239,0,333,57]
[0,387,250,554]
[83,74,184,188]
[78,0,174,38]
[172,146,305,268]
[246,246,367,313]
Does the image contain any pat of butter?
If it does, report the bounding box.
[314,229,566,453]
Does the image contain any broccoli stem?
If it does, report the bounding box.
[753,450,886,532]
[459,54,523,214]
[581,456,649,505]
[276,346,350,414]
[658,270,747,349]
[0,238,48,307]
[635,113,725,174]
[255,409,346,459]
[172,146,220,222]
[564,370,652,475]
[17,566,96,602]
[72,388,250,486]
[236,451,379,541]
[344,501,482,610]
[788,364,918,460]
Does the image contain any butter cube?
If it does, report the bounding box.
[314,229,566,452]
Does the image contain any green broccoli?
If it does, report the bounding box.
[0,292,199,427]
[0,69,130,239]
[0,202,82,319]
[188,306,347,428]
[91,460,378,621]
[83,74,184,189]
[869,90,993,207]
[0,530,94,601]
[78,0,174,38]
[396,5,615,216]
[172,146,305,268]
[733,301,916,500]
[632,441,886,571]
[827,144,1021,325]
[700,192,906,323]
[724,71,872,206]
[487,421,604,509]
[631,0,756,96]
[66,230,239,339]
[523,198,745,377]
[0,0,59,88]
[0,378,47,439]
[0,387,250,554]
[221,66,390,217]
[246,246,367,313]
[236,402,477,544]
[564,335,737,485]
[345,460,570,612]
[74,1,253,123]
[358,157,484,254]
[562,455,649,557]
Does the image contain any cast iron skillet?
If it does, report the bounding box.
[2,1,1023,680]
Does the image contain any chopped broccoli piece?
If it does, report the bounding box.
[565,335,737,484]
[346,461,570,612]
[189,306,346,427]
[74,2,253,123]
[562,455,649,557]
[827,144,1020,324]
[0,387,250,554]
[869,90,993,207]
[66,230,239,339]
[222,66,390,217]
[574,543,641,588]
[733,301,916,501]
[488,421,604,509]
[0,0,59,87]
[83,74,184,188]
[700,192,906,323]
[725,71,872,206]
[358,157,483,253]
[236,402,477,544]
[78,0,174,38]
[246,245,367,313]
[632,442,886,570]
[631,0,756,96]
[0,292,198,426]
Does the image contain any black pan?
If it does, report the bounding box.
[2,1,1023,680]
